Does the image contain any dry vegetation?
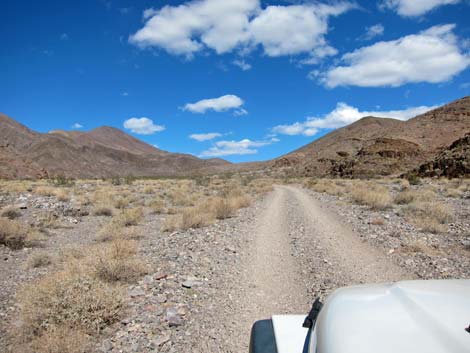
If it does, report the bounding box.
[0,174,275,352]
[304,177,468,235]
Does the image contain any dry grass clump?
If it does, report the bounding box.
[350,183,392,210]
[26,326,90,353]
[54,189,70,202]
[0,180,31,193]
[209,197,235,220]
[1,206,22,220]
[308,179,345,196]
[113,207,144,227]
[148,199,166,214]
[0,218,31,249]
[404,201,453,233]
[143,186,154,194]
[160,215,180,232]
[394,190,417,205]
[230,194,251,209]
[95,221,140,242]
[18,269,123,338]
[180,206,214,230]
[92,239,147,283]
[168,189,193,207]
[28,252,53,268]
[35,186,56,197]
[113,196,131,209]
[92,206,113,217]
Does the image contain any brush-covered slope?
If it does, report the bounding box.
[0,114,229,179]
[274,97,470,177]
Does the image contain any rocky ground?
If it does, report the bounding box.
[0,178,469,352]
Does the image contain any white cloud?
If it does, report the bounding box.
[184,95,244,114]
[233,108,248,117]
[200,138,276,157]
[189,132,222,141]
[233,59,252,71]
[361,24,384,40]
[129,0,351,60]
[121,92,129,96]
[123,117,165,135]
[272,102,438,136]
[71,123,83,129]
[381,0,460,17]
[60,33,69,41]
[320,24,470,88]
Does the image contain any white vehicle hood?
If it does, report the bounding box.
[313,279,470,353]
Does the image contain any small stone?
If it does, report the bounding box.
[166,308,184,327]
[153,333,171,347]
[182,280,194,288]
[101,339,113,352]
[129,288,145,298]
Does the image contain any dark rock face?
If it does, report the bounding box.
[416,134,470,178]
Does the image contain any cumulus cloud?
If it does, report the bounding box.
[361,24,384,40]
[123,117,165,135]
[381,0,460,17]
[189,132,222,141]
[272,102,438,137]
[320,24,470,88]
[184,95,244,114]
[200,138,276,157]
[129,0,351,61]
[71,123,83,129]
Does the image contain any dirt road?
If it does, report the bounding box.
[224,185,412,352]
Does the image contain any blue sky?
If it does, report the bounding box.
[2,0,470,162]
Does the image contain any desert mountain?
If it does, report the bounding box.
[273,96,470,177]
[0,114,229,179]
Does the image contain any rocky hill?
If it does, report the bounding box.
[0,114,229,179]
[273,96,470,177]
[415,133,470,178]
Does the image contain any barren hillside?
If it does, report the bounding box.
[0,114,230,179]
[273,97,470,177]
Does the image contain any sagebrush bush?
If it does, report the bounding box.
[92,206,113,217]
[28,252,53,268]
[350,184,392,210]
[0,218,29,249]
[92,239,147,283]
[113,207,143,227]
[1,206,22,220]
[27,326,90,353]
[19,269,123,337]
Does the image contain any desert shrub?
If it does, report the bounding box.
[37,212,60,230]
[1,206,22,220]
[27,326,90,353]
[124,175,136,185]
[394,190,417,205]
[54,189,70,202]
[404,201,453,233]
[92,206,113,217]
[400,179,410,190]
[350,184,392,210]
[210,197,235,220]
[35,186,56,197]
[148,199,166,214]
[143,186,154,194]
[113,208,143,227]
[95,221,140,242]
[406,173,421,185]
[410,217,446,234]
[180,206,214,230]
[92,239,147,283]
[110,176,122,186]
[49,175,75,187]
[19,269,123,338]
[168,190,193,207]
[310,179,344,196]
[161,215,180,232]
[230,194,251,209]
[0,218,29,249]
[28,252,53,268]
[113,196,130,209]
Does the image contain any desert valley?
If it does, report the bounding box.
[3,0,470,352]
[1,96,469,352]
